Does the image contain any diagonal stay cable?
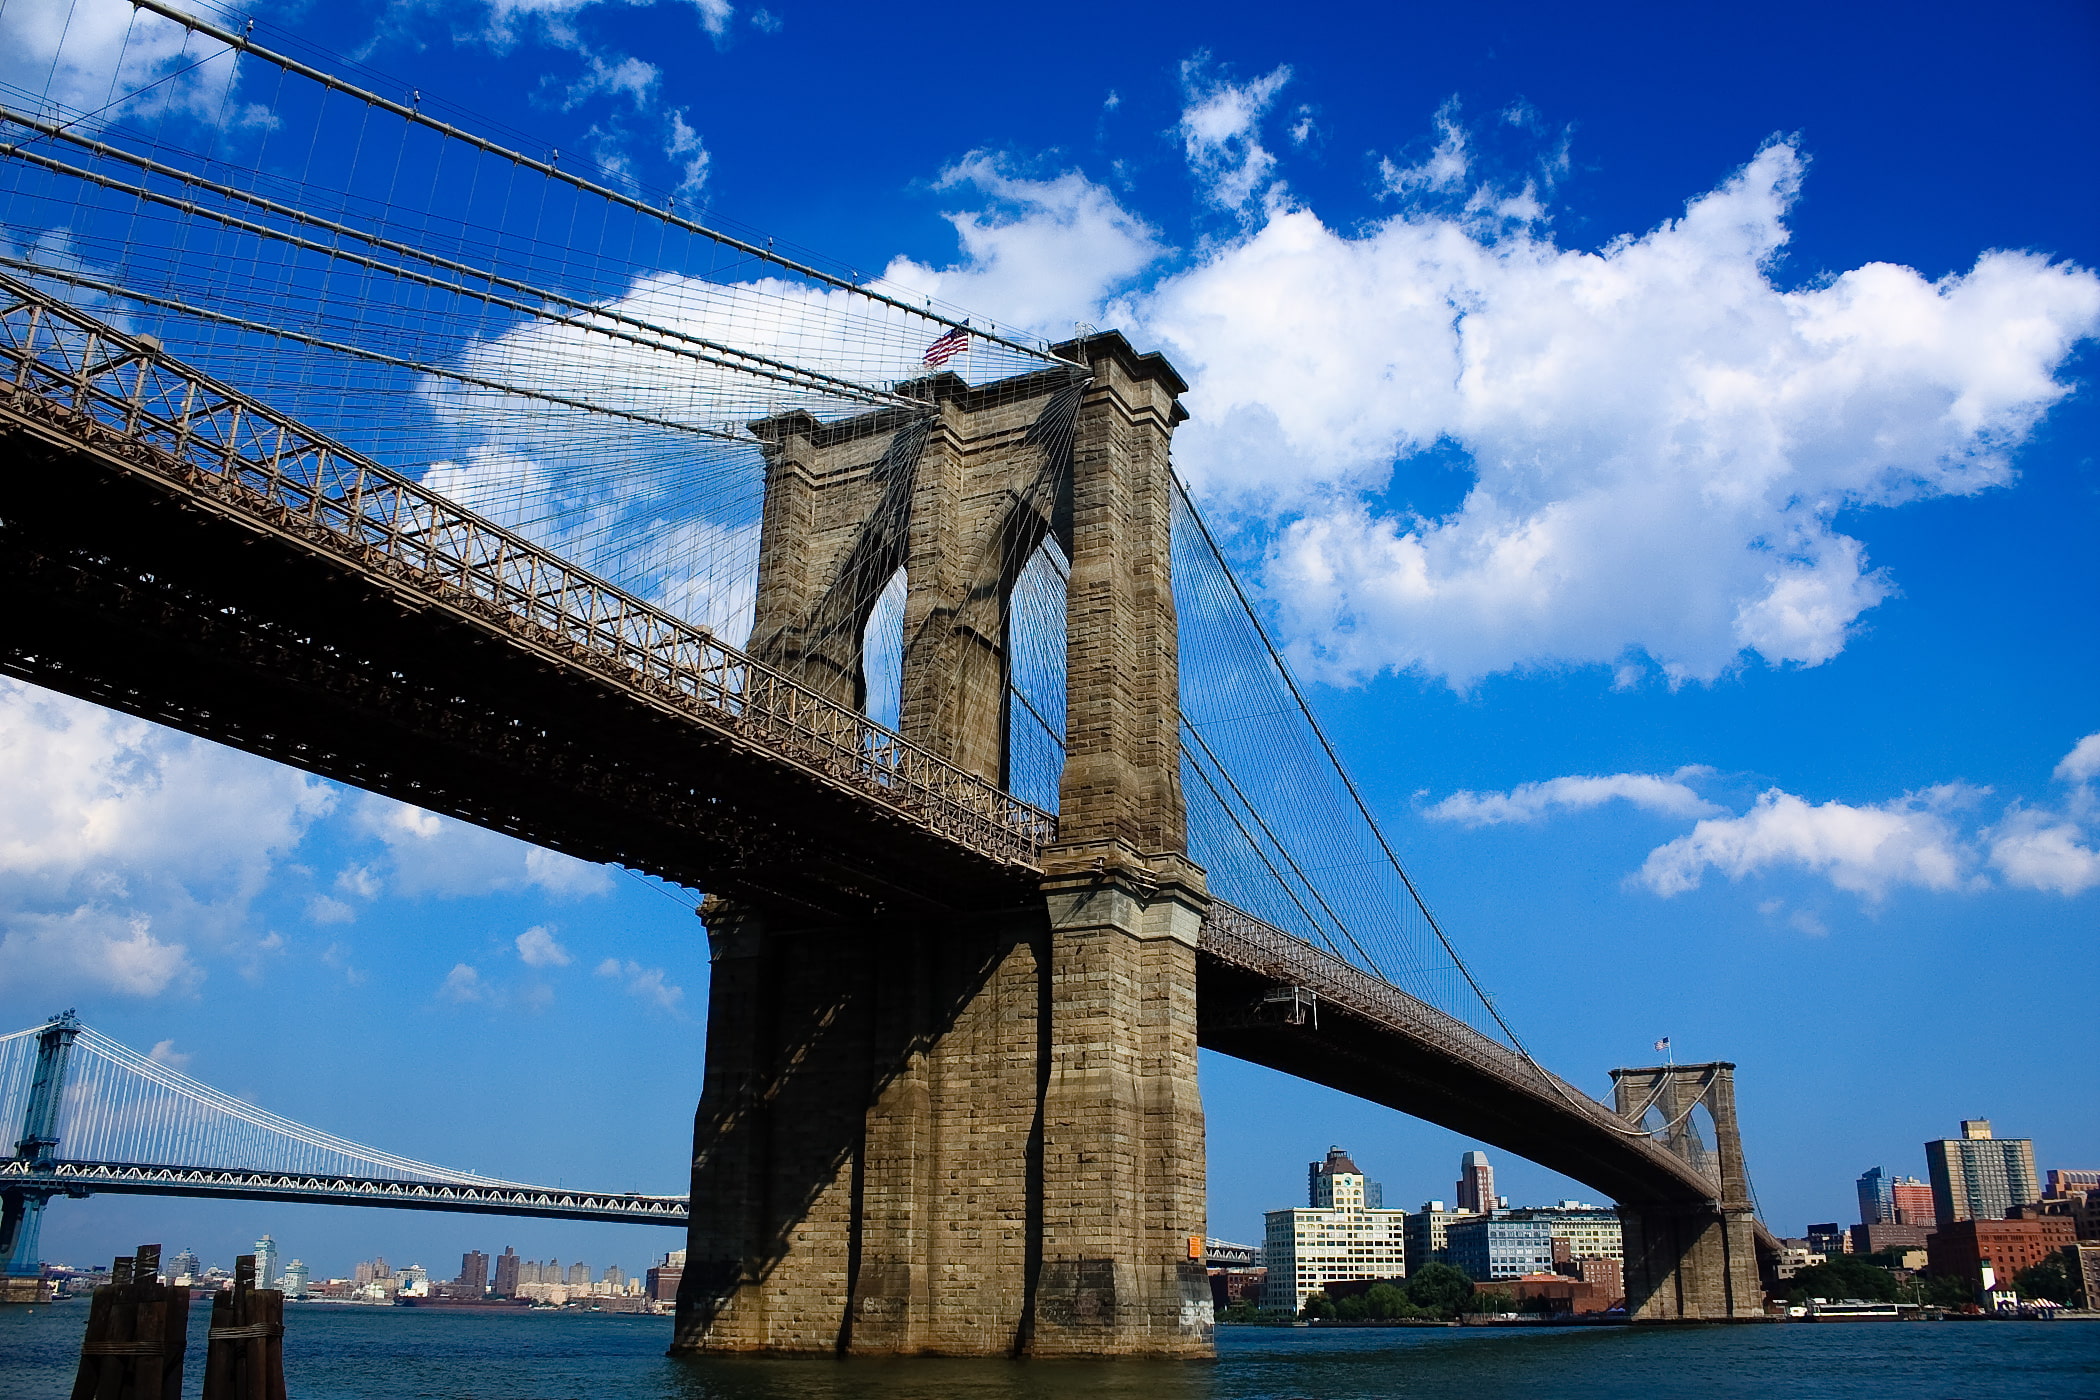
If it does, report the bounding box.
[1180,715,1387,978]
[1,255,747,442]
[1181,748,1360,968]
[0,139,914,409]
[0,104,920,410]
[125,0,1083,371]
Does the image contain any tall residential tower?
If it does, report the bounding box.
[1925,1121,2038,1225]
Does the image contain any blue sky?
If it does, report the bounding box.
[1,0,2095,1279]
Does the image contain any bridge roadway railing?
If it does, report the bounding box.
[0,273,1055,870]
[0,1158,689,1227]
[1198,901,1724,1203]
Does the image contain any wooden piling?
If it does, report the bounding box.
[69,1245,189,1400]
[202,1256,286,1400]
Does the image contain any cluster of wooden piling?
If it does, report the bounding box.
[70,1246,285,1400]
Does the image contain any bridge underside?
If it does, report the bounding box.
[1196,958,1704,1206]
[0,409,1034,919]
[1196,958,1768,1321]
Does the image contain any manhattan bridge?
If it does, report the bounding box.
[0,0,1773,1354]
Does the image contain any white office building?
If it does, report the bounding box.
[1263,1147,1409,1313]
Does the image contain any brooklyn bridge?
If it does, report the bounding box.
[1,0,1771,1355]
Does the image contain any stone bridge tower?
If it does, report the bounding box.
[1610,1062,1766,1321]
[672,334,1212,1357]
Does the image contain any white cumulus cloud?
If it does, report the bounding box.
[1125,136,2100,687]
[595,956,683,1012]
[353,795,613,900]
[1425,768,1722,826]
[0,0,265,130]
[2054,732,2100,786]
[881,154,1167,336]
[1986,730,2100,896]
[515,925,573,968]
[1178,55,1292,212]
[1637,784,1985,900]
[0,680,333,998]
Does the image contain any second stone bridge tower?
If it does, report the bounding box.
[673,334,1212,1357]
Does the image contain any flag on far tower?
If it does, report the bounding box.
[922,326,969,366]
[1653,1036,1671,1052]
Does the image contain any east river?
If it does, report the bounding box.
[5,1306,2098,1398]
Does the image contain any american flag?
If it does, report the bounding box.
[1653,1036,1671,1052]
[922,327,969,366]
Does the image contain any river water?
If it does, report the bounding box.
[4,1305,2097,1399]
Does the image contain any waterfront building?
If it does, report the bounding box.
[603,1264,624,1288]
[1447,1215,1557,1281]
[1927,1216,2077,1293]
[1849,1221,1931,1256]
[1504,1203,1623,1263]
[1262,1147,1408,1313]
[353,1258,390,1285]
[645,1251,684,1304]
[1773,1243,1825,1280]
[1572,1255,1623,1299]
[1308,1146,1383,1209]
[280,1260,309,1300]
[169,1249,200,1285]
[399,1263,428,1287]
[493,1247,521,1297]
[1925,1120,2039,1225]
[456,1250,489,1292]
[566,1260,592,1286]
[1403,1201,1478,1272]
[1456,1151,1496,1214]
[2066,1243,2100,1310]
[253,1235,279,1288]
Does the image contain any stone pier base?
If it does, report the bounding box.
[671,863,1212,1358]
[1619,1204,1766,1321]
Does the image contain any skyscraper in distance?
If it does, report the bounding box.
[493,1246,521,1297]
[1891,1176,1936,1226]
[457,1250,490,1292]
[1457,1150,1496,1214]
[1925,1120,2038,1225]
[253,1235,279,1288]
[1857,1167,1895,1225]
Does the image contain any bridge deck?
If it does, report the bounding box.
[0,1159,687,1226]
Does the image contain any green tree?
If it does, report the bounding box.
[1298,1290,1333,1321]
[1464,1288,1517,1316]
[1403,1263,1475,1318]
[1333,1292,1369,1321]
[1900,1271,1976,1309]
[2012,1254,2075,1305]
[1362,1281,1413,1320]
[1785,1254,1899,1303]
